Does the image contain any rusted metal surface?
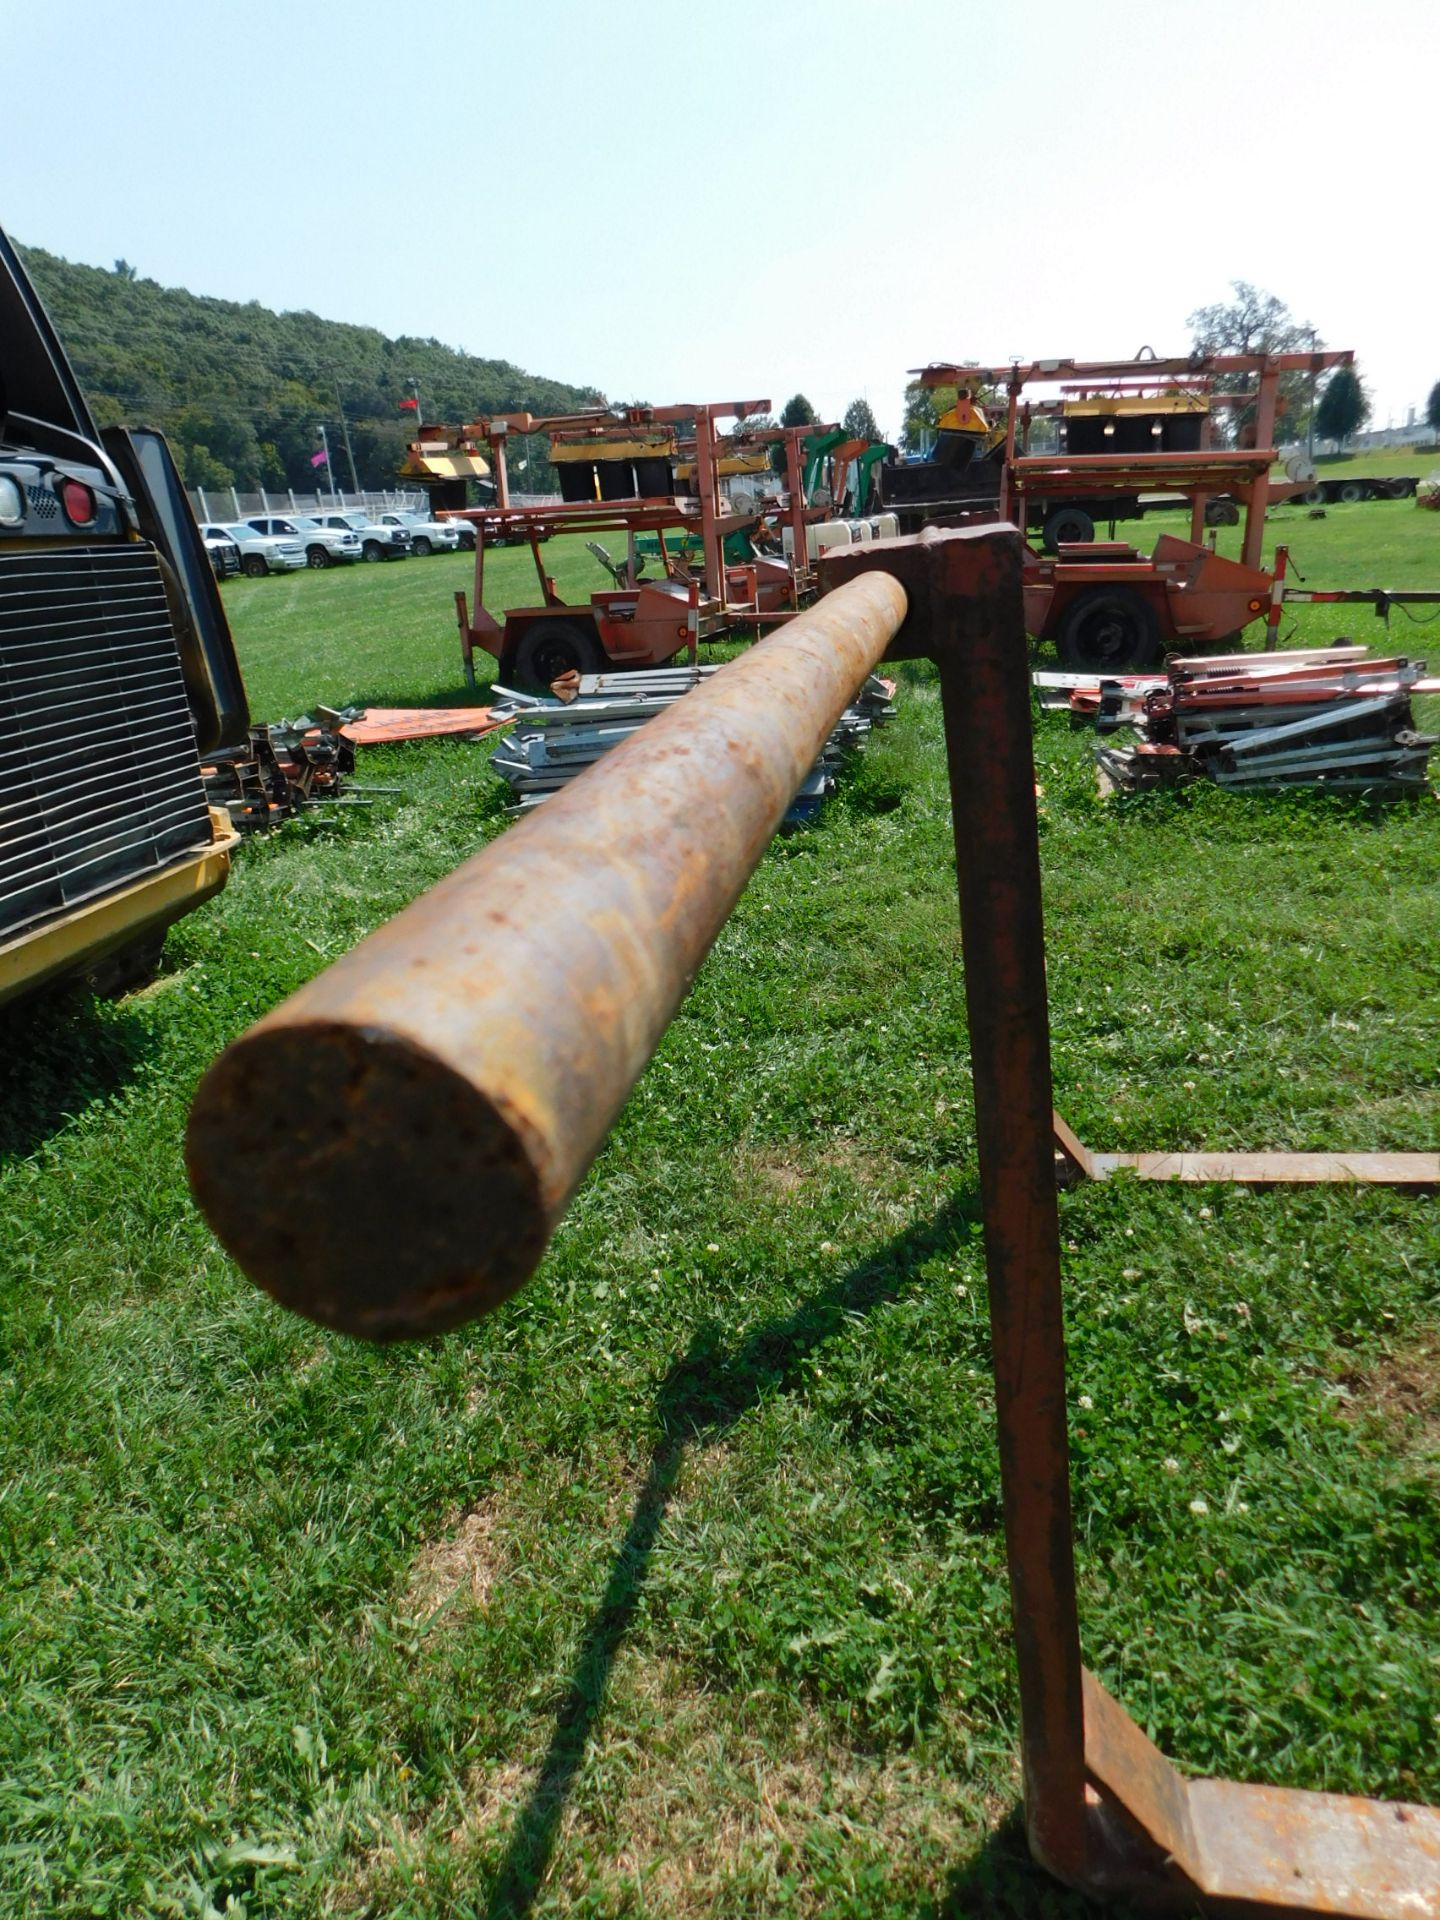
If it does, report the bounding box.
[185,570,907,1340]
[188,518,1439,1914]
[826,526,1089,1883]
[905,348,1360,653]
[339,706,511,745]
[445,402,829,680]
[914,350,1355,388]
[1084,1671,1440,1917]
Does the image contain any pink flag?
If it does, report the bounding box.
[310,448,329,468]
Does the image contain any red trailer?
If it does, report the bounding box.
[914,349,1354,669]
[431,402,832,689]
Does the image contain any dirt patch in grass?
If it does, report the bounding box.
[737,1136,906,1202]
[446,1650,995,1915]
[402,1503,506,1620]
[1337,1331,1440,1466]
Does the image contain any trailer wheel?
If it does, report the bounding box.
[1338,481,1366,504]
[1057,587,1160,673]
[515,619,603,692]
[1042,505,1095,552]
[1303,486,1326,505]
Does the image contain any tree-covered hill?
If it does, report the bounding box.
[16,240,603,493]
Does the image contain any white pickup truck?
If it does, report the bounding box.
[377,509,459,556]
[314,512,411,561]
[245,514,361,569]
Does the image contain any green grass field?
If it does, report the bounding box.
[2,507,1440,1918]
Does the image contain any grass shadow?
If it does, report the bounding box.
[918,1808,1132,1920]
[0,985,157,1161]
[483,1188,985,1919]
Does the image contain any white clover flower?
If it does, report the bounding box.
[1189,1497,1209,1515]
[1078,1394,1094,1411]
[1163,1457,1180,1474]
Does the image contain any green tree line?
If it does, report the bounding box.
[16,240,603,494]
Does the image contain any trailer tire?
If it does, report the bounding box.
[1303,486,1327,505]
[1338,481,1366,504]
[514,619,603,692]
[1057,587,1160,673]
[1042,505,1095,552]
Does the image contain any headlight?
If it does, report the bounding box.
[0,475,23,525]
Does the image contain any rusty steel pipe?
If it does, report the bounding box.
[185,571,907,1340]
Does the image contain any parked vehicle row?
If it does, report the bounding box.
[200,508,471,577]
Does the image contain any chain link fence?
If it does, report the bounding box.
[187,486,428,523]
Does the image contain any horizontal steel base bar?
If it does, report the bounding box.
[1054,1113,1440,1188]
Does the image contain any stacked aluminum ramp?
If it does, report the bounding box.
[1050,647,1439,795]
[488,665,895,818]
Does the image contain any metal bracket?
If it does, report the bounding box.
[822,529,1440,1914]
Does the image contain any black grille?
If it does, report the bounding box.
[0,543,213,943]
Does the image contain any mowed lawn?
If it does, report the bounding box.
[2,502,1440,1918]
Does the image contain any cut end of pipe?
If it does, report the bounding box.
[185,1022,551,1340]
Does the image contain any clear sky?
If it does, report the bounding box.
[8,0,1438,437]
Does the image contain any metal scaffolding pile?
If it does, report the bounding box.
[1068,646,1439,795]
[487,666,896,818]
[203,711,367,831]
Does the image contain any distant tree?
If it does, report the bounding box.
[180,441,232,491]
[899,378,948,456]
[842,397,880,443]
[1188,281,1308,358]
[769,394,818,469]
[1426,380,1440,447]
[113,259,137,281]
[1187,280,1317,445]
[1313,366,1371,449]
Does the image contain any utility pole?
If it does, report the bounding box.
[332,379,360,491]
[316,424,334,505]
